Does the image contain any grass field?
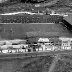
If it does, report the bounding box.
[0,55,54,72]
[53,54,72,72]
[0,23,71,40]
[0,51,72,72]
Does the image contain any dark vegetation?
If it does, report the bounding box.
[54,60,72,72]
[0,14,63,23]
[60,54,72,60]
[54,54,72,72]
[62,19,72,31]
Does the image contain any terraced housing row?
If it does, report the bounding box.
[0,37,72,53]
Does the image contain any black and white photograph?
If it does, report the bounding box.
[0,0,72,72]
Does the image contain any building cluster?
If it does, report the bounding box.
[0,37,72,53]
[0,39,28,53]
[37,37,72,51]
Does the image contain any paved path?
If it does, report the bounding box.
[48,54,61,72]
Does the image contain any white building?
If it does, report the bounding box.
[59,37,72,50]
[38,38,49,43]
[38,38,50,51]
[1,45,12,53]
[38,38,59,51]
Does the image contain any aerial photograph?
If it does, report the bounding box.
[0,0,72,72]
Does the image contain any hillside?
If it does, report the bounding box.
[0,0,72,13]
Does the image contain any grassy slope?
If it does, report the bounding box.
[15,55,54,72]
[1,53,72,72]
[0,52,72,72]
[0,55,54,72]
[0,0,72,13]
[0,23,72,39]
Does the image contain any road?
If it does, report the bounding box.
[0,50,71,59]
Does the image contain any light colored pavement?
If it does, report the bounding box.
[48,54,61,72]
